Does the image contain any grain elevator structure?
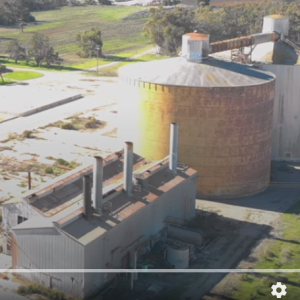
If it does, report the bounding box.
[213,15,300,162]
[249,15,300,161]
[118,32,276,198]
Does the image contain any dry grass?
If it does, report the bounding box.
[45,116,106,132]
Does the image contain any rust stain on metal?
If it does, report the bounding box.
[119,73,275,198]
[11,233,18,269]
[119,201,146,219]
[158,176,185,193]
[210,36,254,53]
[210,32,280,54]
[57,208,83,225]
[25,151,126,200]
[184,33,209,40]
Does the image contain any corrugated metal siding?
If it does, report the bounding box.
[262,65,300,161]
[83,176,196,297]
[13,227,84,299]
[2,203,40,254]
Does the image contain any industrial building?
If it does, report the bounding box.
[213,15,300,162]
[118,31,276,198]
[2,124,198,299]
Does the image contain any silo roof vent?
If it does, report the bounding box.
[181,32,210,63]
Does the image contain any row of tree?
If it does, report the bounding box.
[143,1,300,55]
[5,26,103,68]
[7,34,63,67]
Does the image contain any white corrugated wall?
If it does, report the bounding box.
[83,173,197,296]
[2,203,40,254]
[262,64,300,161]
[13,227,85,299]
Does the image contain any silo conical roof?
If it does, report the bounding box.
[118,57,275,87]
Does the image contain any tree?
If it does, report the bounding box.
[44,47,64,67]
[84,0,112,5]
[0,0,31,25]
[18,19,28,32]
[0,0,67,25]
[144,7,198,55]
[76,27,103,58]
[0,64,8,82]
[28,33,63,67]
[143,1,300,55]
[7,40,27,63]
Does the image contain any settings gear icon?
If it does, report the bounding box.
[271,282,287,298]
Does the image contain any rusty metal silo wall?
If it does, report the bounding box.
[118,77,275,198]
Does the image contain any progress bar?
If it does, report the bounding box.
[3,269,300,273]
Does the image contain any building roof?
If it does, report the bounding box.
[18,151,150,218]
[13,217,54,230]
[61,161,198,246]
[118,57,275,87]
[12,158,198,245]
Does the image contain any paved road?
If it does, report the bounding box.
[84,47,156,72]
[0,94,117,142]
[8,47,156,76]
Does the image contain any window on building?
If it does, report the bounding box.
[17,216,28,225]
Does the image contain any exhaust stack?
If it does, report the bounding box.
[83,175,92,220]
[169,123,179,173]
[124,142,134,196]
[93,156,104,210]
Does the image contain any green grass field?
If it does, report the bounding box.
[85,53,168,77]
[230,200,300,300]
[3,71,44,81]
[0,78,13,85]
[0,6,152,67]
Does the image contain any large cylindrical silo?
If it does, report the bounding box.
[118,43,275,198]
[250,15,300,161]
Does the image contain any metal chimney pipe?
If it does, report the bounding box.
[169,123,179,173]
[83,175,92,220]
[124,142,133,196]
[93,156,104,210]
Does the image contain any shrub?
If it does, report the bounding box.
[45,166,54,174]
[17,283,66,300]
[56,158,69,166]
[60,122,76,130]
[22,130,32,139]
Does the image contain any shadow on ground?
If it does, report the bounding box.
[196,161,300,213]
[91,210,273,300]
